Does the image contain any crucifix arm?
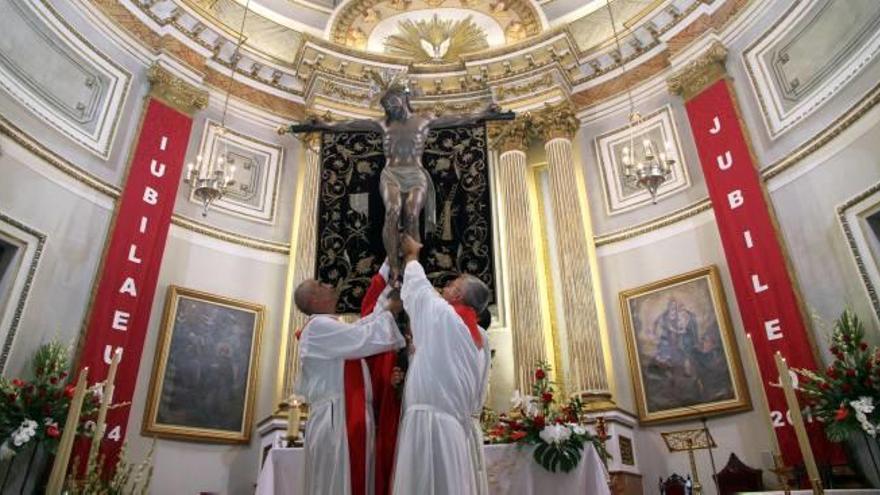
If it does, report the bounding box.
[282,118,382,134]
[428,105,516,129]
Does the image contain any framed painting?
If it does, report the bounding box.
[143,286,264,443]
[619,266,751,424]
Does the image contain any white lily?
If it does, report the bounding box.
[539,424,572,445]
[851,396,878,437]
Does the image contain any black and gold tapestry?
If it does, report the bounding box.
[315,125,495,314]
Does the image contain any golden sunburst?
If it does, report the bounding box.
[383,14,489,63]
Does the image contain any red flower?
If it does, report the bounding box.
[60,372,68,379]
[820,382,831,391]
[846,369,857,378]
[46,425,60,438]
[533,415,545,429]
[861,342,869,351]
[510,431,527,441]
[49,377,58,385]
[827,368,838,379]
[542,392,553,403]
[11,378,24,388]
[535,369,546,380]
[63,384,76,399]
[835,406,849,422]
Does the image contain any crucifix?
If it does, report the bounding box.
[281,73,514,285]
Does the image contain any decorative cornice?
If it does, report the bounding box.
[170,215,290,254]
[487,118,531,153]
[533,101,579,140]
[147,64,209,116]
[594,198,713,247]
[667,41,728,101]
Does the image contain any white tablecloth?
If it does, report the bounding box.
[256,443,611,495]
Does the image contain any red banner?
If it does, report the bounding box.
[684,79,837,466]
[76,98,193,466]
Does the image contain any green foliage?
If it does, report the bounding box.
[0,341,102,459]
[485,361,611,473]
[796,310,880,442]
[65,441,155,495]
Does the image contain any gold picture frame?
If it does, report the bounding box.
[143,286,264,443]
[619,266,751,424]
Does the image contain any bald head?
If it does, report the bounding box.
[294,280,338,315]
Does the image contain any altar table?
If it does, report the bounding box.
[255,443,611,495]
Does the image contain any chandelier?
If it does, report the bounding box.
[620,112,674,203]
[606,0,674,204]
[185,0,253,217]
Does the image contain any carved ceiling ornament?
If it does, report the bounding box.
[330,0,542,54]
[147,64,209,115]
[383,14,489,63]
[533,101,579,140]
[667,41,729,101]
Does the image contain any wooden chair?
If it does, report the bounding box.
[714,453,764,495]
[659,473,690,495]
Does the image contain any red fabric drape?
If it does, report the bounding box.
[452,303,482,349]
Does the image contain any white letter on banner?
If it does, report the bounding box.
[709,116,721,134]
[112,310,130,331]
[752,274,769,293]
[160,136,168,151]
[103,346,122,365]
[728,190,744,209]
[765,319,783,340]
[150,160,166,178]
[744,230,754,248]
[139,216,148,234]
[128,244,142,264]
[143,186,159,205]
[716,151,733,170]
[119,277,137,297]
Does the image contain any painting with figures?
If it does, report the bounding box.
[619,266,750,423]
[143,286,264,443]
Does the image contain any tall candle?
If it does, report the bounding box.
[46,367,89,495]
[774,352,823,494]
[88,348,122,468]
[745,334,782,456]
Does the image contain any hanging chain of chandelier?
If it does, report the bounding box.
[184,0,253,217]
[606,0,674,204]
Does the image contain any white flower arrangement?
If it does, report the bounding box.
[850,396,878,437]
[11,419,38,447]
[510,390,539,418]
[538,424,572,445]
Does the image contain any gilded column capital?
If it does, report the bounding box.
[533,102,579,141]
[147,64,209,116]
[488,118,531,154]
[303,132,322,151]
[667,41,728,101]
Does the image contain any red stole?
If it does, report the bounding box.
[452,303,483,349]
[344,272,402,495]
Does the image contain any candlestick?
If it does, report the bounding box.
[88,348,122,470]
[46,367,89,495]
[287,398,301,446]
[774,352,824,495]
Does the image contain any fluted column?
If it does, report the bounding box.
[535,103,612,403]
[275,133,322,408]
[489,120,550,391]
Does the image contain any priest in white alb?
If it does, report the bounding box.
[293,279,405,495]
[392,235,492,495]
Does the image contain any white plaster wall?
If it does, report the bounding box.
[0,131,112,375]
[125,226,289,495]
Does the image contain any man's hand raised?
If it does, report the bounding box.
[401,234,422,263]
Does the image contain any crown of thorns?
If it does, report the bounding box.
[367,69,420,106]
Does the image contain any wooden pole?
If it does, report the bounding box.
[774,352,823,495]
[45,367,89,495]
[88,349,121,470]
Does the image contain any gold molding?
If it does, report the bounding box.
[667,41,728,102]
[147,64,209,116]
[487,118,531,153]
[594,198,714,247]
[533,101,579,141]
[837,181,880,322]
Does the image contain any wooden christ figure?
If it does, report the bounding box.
[283,73,514,285]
